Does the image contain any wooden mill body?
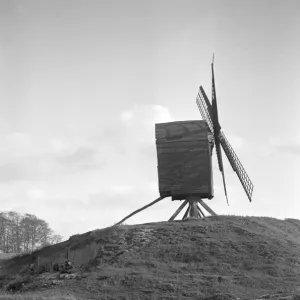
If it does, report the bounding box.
[155,120,214,201]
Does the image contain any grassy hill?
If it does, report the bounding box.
[1,215,300,299]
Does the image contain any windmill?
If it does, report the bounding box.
[115,59,253,225]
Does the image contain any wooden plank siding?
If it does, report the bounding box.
[155,120,214,200]
[155,120,208,142]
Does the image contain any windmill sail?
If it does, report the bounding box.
[211,59,221,135]
[211,60,228,204]
[196,87,214,133]
[219,132,254,202]
[196,60,253,204]
[200,86,213,119]
[197,85,228,203]
[196,89,229,203]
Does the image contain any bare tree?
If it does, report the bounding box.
[6,212,22,253]
[48,233,63,245]
[0,211,63,253]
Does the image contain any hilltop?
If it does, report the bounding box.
[1,215,300,299]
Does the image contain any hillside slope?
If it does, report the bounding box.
[1,215,300,299]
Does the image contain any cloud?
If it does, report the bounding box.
[120,104,172,127]
[94,104,173,153]
[0,148,97,183]
[0,106,161,182]
[57,147,95,165]
[0,133,76,181]
[110,185,134,194]
[0,133,66,160]
[0,158,56,183]
[120,104,172,123]
[0,162,30,182]
[273,144,300,155]
[56,147,105,172]
[214,184,234,193]
[27,188,45,200]
[0,132,108,182]
[120,110,134,121]
[88,181,158,211]
[269,133,300,155]
[224,134,245,150]
[151,105,173,123]
[116,105,174,155]
[0,104,173,237]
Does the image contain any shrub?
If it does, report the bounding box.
[37,263,50,274]
[6,274,33,292]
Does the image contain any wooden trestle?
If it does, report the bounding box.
[114,195,217,226]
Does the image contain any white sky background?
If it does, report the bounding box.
[1,0,300,239]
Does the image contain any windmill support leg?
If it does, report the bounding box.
[182,204,190,220]
[183,195,218,219]
[185,195,203,219]
[189,198,199,218]
[197,203,205,217]
[198,199,217,216]
[168,199,189,221]
[114,196,167,226]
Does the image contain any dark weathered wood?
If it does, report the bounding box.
[168,199,188,221]
[156,120,209,142]
[114,196,167,226]
[182,204,190,220]
[156,120,214,200]
[156,138,213,199]
[189,200,199,218]
[186,195,201,218]
[198,199,217,216]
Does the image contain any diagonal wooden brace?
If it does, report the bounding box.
[182,204,191,220]
[114,196,167,226]
[198,199,217,216]
[169,199,189,221]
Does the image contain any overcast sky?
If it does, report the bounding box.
[1,0,300,239]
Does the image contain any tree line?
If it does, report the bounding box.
[0,211,63,254]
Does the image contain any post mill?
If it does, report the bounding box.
[115,58,254,225]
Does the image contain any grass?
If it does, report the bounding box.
[0,293,79,299]
[5,274,33,292]
[1,216,300,299]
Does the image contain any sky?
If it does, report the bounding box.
[0,0,300,240]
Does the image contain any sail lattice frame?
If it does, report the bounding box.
[196,85,254,203]
[196,86,214,133]
[219,132,254,202]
